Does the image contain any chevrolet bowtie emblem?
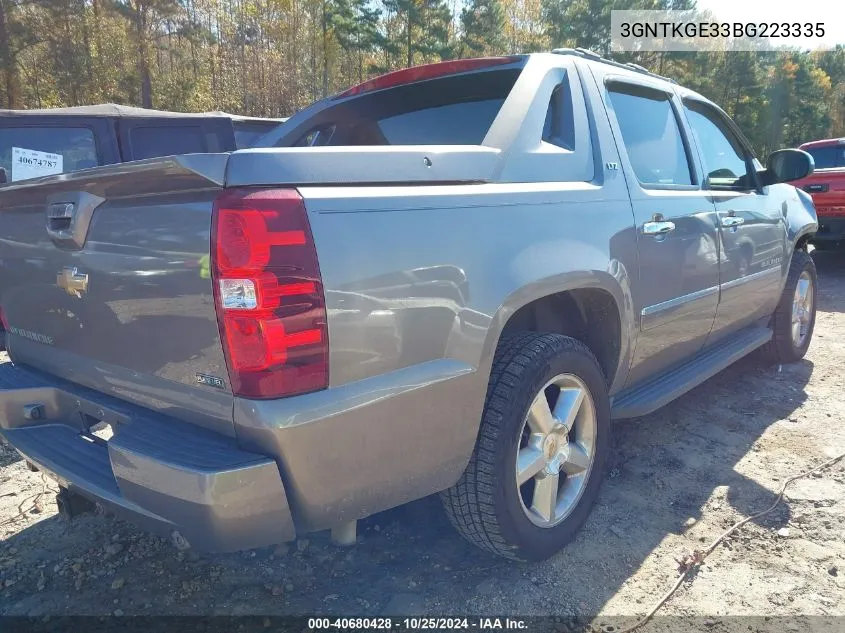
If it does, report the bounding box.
[57,266,88,298]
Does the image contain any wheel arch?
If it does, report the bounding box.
[480,272,635,395]
[795,232,813,252]
[786,188,819,257]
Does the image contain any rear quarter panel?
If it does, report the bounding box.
[305,182,637,390]
[268,174,637,528]
[230,55,641,530]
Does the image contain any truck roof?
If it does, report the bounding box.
[800,137,845,149]
[257,51,719,155]
[552,48,677,84]
[0,103,286,124]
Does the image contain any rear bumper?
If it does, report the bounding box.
[0,357,484,547]
[233,359,482,532]
[0,362,295,552]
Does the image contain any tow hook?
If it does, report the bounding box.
[171,530,191,551]
[55,488,96,519]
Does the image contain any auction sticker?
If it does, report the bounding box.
[12,146,63,181]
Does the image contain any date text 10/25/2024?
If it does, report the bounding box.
[307,618,529,630]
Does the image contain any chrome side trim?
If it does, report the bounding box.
[640,285,719,332]
[719,266,781,292]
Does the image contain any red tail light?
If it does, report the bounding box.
[336,56,522,98]
[211,188,328,399]
[0,306,7,330]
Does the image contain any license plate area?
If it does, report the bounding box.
[71,397,128,446]
[82,417,115,445]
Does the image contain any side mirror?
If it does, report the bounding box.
[0,167,7,185]
[760,148,813,186]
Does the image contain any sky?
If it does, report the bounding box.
[695,0,845,48]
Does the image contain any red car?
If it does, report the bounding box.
[792,138,845,249]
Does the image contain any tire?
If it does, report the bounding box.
[441,332,610,561]
[761,249,817,364]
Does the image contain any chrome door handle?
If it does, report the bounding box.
[642,220,676,235]
[721,216,745,228]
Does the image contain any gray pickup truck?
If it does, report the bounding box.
[0,50,818,562]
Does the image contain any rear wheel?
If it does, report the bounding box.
[762,249,817,364]
[441,332,610,561]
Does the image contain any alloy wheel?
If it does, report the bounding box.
[515,373,597,528]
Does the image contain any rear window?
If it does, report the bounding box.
[129,125,208,159]
[805,145,845,169]
[0,126,98,181]
[283,68,523,147]
[543,81,575,150]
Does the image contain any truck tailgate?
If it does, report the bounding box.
[0,155,235,436]
[797,169,845,216]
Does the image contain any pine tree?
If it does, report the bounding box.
[542,0,616,54]
[2,0,844,150]
[461,0,505,56]
[0,0,37,108]
[815,46,845,138]
[382,0,453,68]
[782,54,832,148]
[110,0,181,107]
[331,0,382,81]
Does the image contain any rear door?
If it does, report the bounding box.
[593,69,720,387]
[681,98,787,339]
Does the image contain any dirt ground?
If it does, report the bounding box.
[1,251,844,631]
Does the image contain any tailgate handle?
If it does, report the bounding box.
[47,202,75,234]
[45,191,105,250]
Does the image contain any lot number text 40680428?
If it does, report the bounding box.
[307,618,528,630]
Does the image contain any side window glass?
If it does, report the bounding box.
[0,127,98,180]
[607,85,692,186]
[130,125,207,159]
[543,79,575,150]
[684,102,752,189]
[205,131,224,153]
